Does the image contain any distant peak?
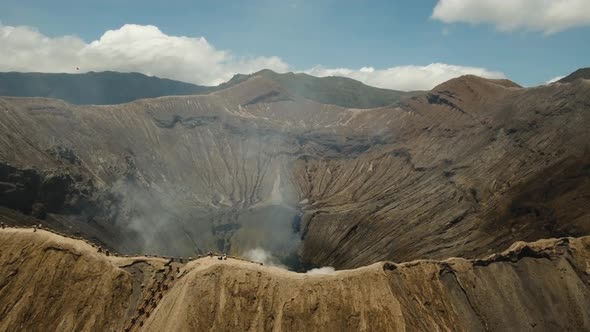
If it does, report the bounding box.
[212,68,423,108]
[211,74,293,106]
[557,67,590,83]
[253,69,279,76]
[433,74,521,93]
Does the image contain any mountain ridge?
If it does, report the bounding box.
[1,227,588,331]
[2,68,586,110]
[218,69,424,108]
[0,69,423,108]
[0,71,209,105]
[557,67,590,83]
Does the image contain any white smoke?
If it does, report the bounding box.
[305,267,336,275]
[243,248,338,274]
[243,247,287,269]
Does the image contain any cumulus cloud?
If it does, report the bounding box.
[304,63,506,91]
[432,0,590,34]
[0,23,506,91]
[0,23,289,85]
[546,75,565,84]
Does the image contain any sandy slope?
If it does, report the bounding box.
[1,228,589,331]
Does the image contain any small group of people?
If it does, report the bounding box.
[207,251,228,260]
[206,251,226,260]
[0,222,43,230]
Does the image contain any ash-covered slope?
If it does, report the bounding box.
[297,75,590,268]
[0,76,343,265]
[0,71,589,270]
[1,228,589,331]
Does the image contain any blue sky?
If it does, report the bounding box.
[1,0,589,89]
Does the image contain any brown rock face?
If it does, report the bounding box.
[1,229,589,331]
[0,74,589,271]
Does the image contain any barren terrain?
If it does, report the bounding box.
[1,228,589,331]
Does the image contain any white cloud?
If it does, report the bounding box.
[546,75,565,84]
[0,23,289,86]
[304,63,506,91]
[432,0,590,34]
[0,23,506,91]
